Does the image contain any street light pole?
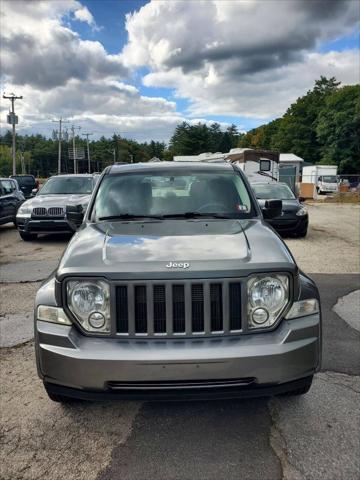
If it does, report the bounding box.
[3,93,23,175]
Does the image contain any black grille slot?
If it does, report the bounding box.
[172,285,185,333]
[229,283,242,330]
[33,207,47,216]
[210,284,223,331]
[48,207,64,216]
[153,285,166,333]
[191,284,204,332]
[134,286,147,333]
[116,286,128,333]
[115,279,243,337]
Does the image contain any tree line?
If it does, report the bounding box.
[0,77,358,177]
[238,77,359,174]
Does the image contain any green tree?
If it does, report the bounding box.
[316,85,360,173]
[271,77,341,162]
[218,131,232,153]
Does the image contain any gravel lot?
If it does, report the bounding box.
[0,202,359,480]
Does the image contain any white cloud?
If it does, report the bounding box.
[0,77,183,141]
[73,5,96,26]
[0,0,183,141]
[123,0,360,118]
[1,0,358,144]
[143,50,359,119]
[0,0,124,88]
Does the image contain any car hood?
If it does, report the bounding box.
[57,219,296,280]
[23,194,91,208]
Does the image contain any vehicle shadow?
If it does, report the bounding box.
[86,396,285,480]
[34,233,74,243]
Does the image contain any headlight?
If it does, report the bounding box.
[67,280,110,333]
[247,275,289,329]
[37,305,72,325]
[286,299,319,319]
[296,206,307,216]
[17,205,32,216]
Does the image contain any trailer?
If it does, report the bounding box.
[302,165,338,194]
[225,148,280,183]
[174,148,280,184]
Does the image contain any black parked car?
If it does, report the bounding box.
[0,178,25,226]
[10,174,39,198]
[252,182,308,237]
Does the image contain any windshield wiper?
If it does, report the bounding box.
[98,214,164,221]
[162,212,232,219]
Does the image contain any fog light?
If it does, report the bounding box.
[88,312,105,329]
[252,307,269,324]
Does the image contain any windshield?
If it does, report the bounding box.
[39,176,93,195]
[93,170,255,220]
[11,176,35,186]
[322,176,337,183]
[252,183,295,200]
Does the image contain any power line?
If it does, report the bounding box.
[70,125,81,173]
[82,132,93,173]
[3,93,23,175]
[52,117,70,174]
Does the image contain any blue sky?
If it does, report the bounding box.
[1,0,359,141]
[68,0,360,133]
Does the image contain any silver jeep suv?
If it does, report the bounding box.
[34,162,321,402]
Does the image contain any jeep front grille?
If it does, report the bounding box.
[115,280,242,337]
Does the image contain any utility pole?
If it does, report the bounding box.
[70,125,81,173]
[52,117,69,174]
[3,93,23,175]
[82,132,93,173]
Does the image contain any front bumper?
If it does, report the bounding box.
[17,217,73,234]
[269,215,308,235]
[36,313,321,398]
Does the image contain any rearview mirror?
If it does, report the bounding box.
[262,199,282,219]
[30,188,38,197]
[66,204,85,230]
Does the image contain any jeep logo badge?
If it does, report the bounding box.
[166,261,190,269]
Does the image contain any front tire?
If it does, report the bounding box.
[296,227,308,238]
[19,231,37,241]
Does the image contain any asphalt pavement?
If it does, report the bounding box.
[0,215,359,480]
[98,273,360,480]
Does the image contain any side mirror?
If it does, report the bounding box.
[298,196,306,203]
[66,204,85,230]
[262,199,282,219]
[30,188,38,197]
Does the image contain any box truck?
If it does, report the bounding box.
[302,165,338,194]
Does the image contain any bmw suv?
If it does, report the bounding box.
[16,174,98,240]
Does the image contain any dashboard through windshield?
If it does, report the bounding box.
[39,177,94,195]
[93,170,256,220]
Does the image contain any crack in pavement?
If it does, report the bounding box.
[267,372,360,480]
[268,401,304,480]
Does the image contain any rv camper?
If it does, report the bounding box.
[173,148,280,183]
[225,148,280,183]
